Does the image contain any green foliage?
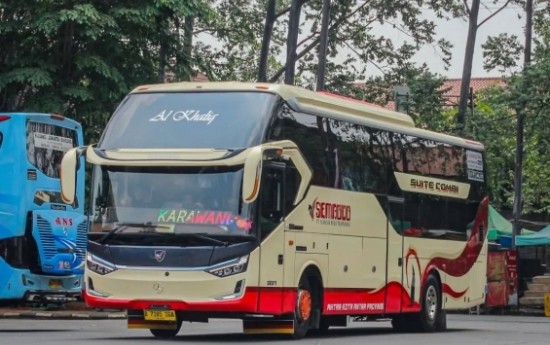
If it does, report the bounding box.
[465,85,516,210]
[468,15,550,214]
[0,0,207,143]
[193,0,460,86]
[482,33,523,74]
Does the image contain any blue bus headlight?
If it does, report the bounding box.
[86,254,117,275]
[207,255,249,278]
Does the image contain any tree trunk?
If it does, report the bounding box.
[284,0,306,85]
[157,16,169,83]
[258,0,277,82]
[457,0,480,127]
[316,0,331,91]
[182,15,195,81]
[269,0,360,83]
[512,0,533,249]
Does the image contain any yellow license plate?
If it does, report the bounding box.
[144,310,176,321]
[48,279,61,289]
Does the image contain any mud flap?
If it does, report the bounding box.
[243,319,294,335]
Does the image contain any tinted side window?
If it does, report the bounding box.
[390,133,468,182]
[386,132,483,241]
[328,119,388,194]
[268,104,332,187]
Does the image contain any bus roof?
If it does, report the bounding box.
[129,82,484,150]
[0,112,81,126]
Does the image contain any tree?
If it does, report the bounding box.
[195,0,462,87]
[456,0,521,128]
[469,8,550,216]
[0,0,207,143]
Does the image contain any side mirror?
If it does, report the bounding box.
[60,147,85,204]
[242,147,263,204]
[242,146,283,204]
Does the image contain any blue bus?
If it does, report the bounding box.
[0,113,86,304]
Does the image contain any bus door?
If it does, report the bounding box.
[385,195,405,314]
[257,160,300,314]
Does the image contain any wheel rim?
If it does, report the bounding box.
[425,285,438,321]
[297,289,312,321]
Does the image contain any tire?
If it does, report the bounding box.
[419,275,441,333]
[292,276,318,339]
[149,321,182,339]
[436,309,447,332]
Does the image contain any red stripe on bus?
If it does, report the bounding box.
[323,282,420,314]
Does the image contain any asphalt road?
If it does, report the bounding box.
[1,314,549,345]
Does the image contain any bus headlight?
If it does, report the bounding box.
[86,254,117,275]
[207,255,249,278]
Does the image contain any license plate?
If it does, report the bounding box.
[48,279,62,289]
[143,310,176,321]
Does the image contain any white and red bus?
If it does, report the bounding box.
[60,83,488,338]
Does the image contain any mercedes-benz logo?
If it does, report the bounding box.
[153,283,164,293]
[154,250,166,263]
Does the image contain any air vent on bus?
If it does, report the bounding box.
[76,220,88,261]
[36,215,57,259]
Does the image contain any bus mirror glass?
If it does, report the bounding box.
[242,146,263,204]
[60,147,79,204]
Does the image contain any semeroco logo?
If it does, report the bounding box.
[308,197,351,227]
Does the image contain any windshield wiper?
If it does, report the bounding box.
[97,222,172,244]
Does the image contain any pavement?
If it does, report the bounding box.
[0,301,126,319]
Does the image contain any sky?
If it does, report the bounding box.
[197,2,528,80]
[414,4,526,78]
[312,2,528,81]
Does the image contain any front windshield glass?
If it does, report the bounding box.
[89,165,255,242]
[99,91,277,149]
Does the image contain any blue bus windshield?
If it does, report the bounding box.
[99,91,277,149]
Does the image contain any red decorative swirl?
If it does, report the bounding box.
[405,197,489,297]
[424,197,489,279]
[442,283,468,298]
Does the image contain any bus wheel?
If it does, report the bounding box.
[293,277,315,339]
[419,275,441,332]
[436,309,447,331]
[149,321,182,339]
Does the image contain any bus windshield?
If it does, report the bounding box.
[89,165,255,243]
[99,91,277,149]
